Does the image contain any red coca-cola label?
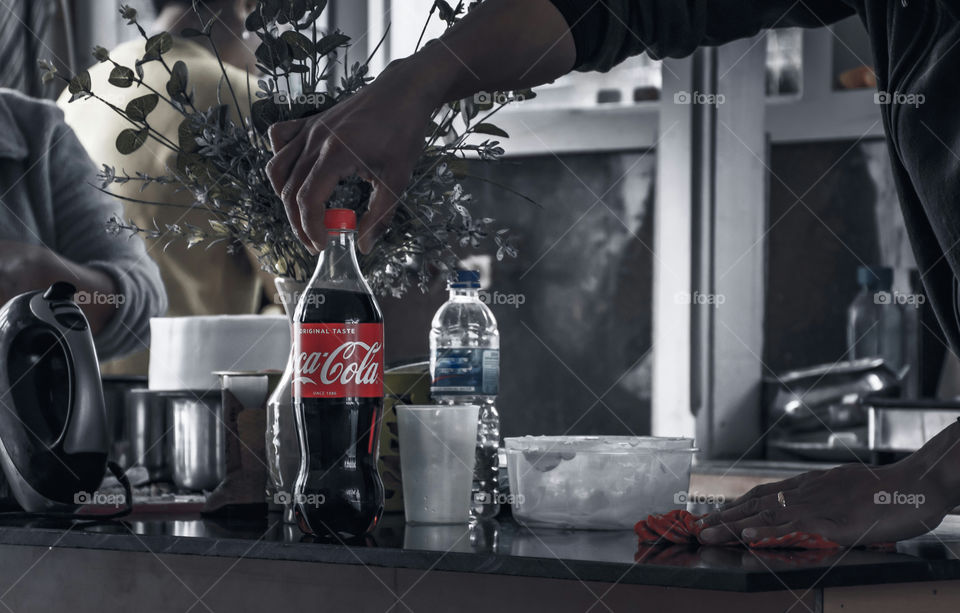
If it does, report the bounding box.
[293,323,384,398]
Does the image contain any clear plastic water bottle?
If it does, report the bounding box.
[847,265,905,372]
[429,270,501,519]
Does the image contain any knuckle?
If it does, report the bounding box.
[318,133,342,155]
[265,162,280,187]
[300,207,323,235]
[281,183,297,206]
[758,508,780,525]
[744,497,762,514]
[295,185,311,209]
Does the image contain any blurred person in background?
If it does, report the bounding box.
[0,87,166,360]
[59,0,272,375]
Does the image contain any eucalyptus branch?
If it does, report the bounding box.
[49,0,527,294]
[58,75,181,152]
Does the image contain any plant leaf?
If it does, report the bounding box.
[116,127,149,154]
[316,32,350,56]
[209,219,231,235]
[177,118,198,152]
[166,60,189,102]
[304,0,327,25]
[472,123,509,138]
[280,30,313,60]
[143,32,173,61]
[125,94,159,122]
[244,9,264,31]
[251,98,282,134]
[255,36,289,70]
[246,0,281,30]
[108,65,135,88]
[285,0,308,23]
[435,0,457,22]
[68,70,91,95]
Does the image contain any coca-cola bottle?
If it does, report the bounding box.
[292,208,385,539]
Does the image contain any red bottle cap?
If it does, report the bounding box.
[324,208,356,231]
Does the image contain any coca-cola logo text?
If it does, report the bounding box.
[295,341,382,386]
[294,324,384,398]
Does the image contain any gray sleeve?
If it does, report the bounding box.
[48,121,168,361]
[548,0,858,72]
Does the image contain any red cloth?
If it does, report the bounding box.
[635,509,844,549]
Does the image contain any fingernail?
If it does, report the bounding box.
[742,528,757,540]
[698,527,717,542]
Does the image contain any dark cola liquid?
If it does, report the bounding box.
[295,287,384,539]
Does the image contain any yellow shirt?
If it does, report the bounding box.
[59,37,274,374]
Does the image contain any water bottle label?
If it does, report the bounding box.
[293,323,384,398]
[431,348,499,396]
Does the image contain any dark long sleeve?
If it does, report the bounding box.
[939,0,960,19]
[548,0,858,72]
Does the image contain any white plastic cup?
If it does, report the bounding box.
[397,404,479,524]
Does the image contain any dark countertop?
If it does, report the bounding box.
[0,511,959,592]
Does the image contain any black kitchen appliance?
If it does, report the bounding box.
[0,282,112,513]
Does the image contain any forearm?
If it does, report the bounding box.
[40,255,119,335]
[393,0,860,91]
[64,263,119,335]
[397,0,576,106]
[0,241,118,335]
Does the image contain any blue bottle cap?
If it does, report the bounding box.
[856,266,893,290]
[451,270,481,288]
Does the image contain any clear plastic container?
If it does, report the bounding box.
[504,436,696,530]
[397,405,479,524]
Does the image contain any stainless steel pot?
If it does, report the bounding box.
[166,391,225,492]
[102,375,148,467]
[125,389,170,482]
[867,397,960,453]
[765,358,900,432]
